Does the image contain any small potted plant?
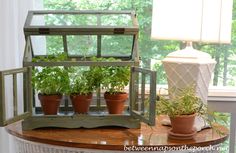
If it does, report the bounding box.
[102,58,130,114]
[156,85,208,138]
[156,85,227,139]
[70,68,98,114]
[32,54,69,115]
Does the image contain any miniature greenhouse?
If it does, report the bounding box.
[0,10,156,130]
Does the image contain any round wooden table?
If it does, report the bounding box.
[6,116,228,153]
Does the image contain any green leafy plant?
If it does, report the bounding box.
[89,57,107,89]
[69,57,106,95]
[32,53,67,62]
[70,68,98,95]
[156,85,228,133]
[156,85,206,118]
[87,57,130,94]
[32,53,70,95]
[101,58,130,94]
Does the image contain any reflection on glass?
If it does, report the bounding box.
[101,35,133,56]
[30,14,132,27]
[144,76,151,119]
[31,14,97,26]
[17,73,24,115]
[31,15,45,26]
[4,75,14,120]
[67,35,97,56]
[31,36,64,55]
[101,14,132,26]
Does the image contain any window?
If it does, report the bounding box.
[41,1,236,151]
[43,0,236,87]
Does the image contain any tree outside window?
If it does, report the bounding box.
[43,0,236,86]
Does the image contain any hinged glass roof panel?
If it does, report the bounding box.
[24,10,138,35]
[23,10,139,62]
[30,14,98,26]
[30,35,64,56]
[67,35,97,56]
[101,35,133,56]
[29,35,134,58]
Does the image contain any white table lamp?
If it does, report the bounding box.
[151,0,233,104]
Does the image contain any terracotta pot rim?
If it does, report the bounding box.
[70,93,92,96]
[104,92,127,95]
[171,113,196,118]
[70,93,93,97]
[70,93,93,100]
[104,92,128,100]
[38,93,62,97]
[38,94,63,100]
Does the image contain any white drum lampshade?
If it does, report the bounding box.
[151,0,233,104]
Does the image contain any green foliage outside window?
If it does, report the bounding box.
[43,0,236,86]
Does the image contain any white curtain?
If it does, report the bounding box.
[0,0,42,153]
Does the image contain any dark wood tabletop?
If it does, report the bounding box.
[5,116,228,150]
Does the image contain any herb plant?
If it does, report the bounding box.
[101,58,130,94]
[32,53,70,95]
[156,85,206,118]
[157,86,207,117]
[70,68,98,95]
[69,57,105,95]
[87,57,130,94]
[156,85,228,133]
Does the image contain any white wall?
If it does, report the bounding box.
[0,0,42,152]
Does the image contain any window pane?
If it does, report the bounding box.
[67,35,97,56]
[30,14,133,27]
[31,14,97,26]
[43,0,236,87]
[31,36,64,55]
[101,35,133,56]
[101,14,132,26]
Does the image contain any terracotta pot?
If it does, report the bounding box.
[70,93,92,114]
[170,113,196,134]
[38,94,62,115]
[104,92,128,114]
